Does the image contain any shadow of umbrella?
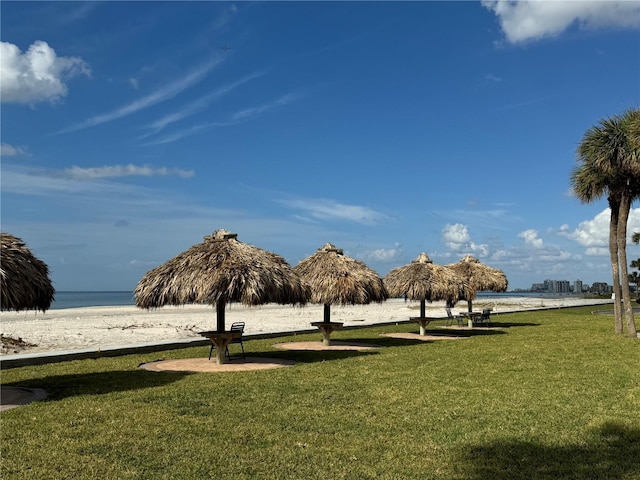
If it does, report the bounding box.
[454,422,640,480]
[293,243,388,345]
[135,229,309,364]
[384,252,468,335]
[447,255,508,312]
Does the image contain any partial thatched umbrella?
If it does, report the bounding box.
[135,229,309,363]
[384,253,468,334]
[293,243,388,345]
[446,255,508,312]
[1,233,55,312]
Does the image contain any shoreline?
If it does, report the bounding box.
[0,297,613,356]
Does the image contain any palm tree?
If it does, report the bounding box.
[573,108,640,337]
[571,166,623,332]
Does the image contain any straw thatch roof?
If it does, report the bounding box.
[293,243,388,306]
[384,252,468,304]
[1,233,55,312]
[134,230,309,313]
[446,255,508,304]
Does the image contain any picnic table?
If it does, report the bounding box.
[459,312,482,328]
[459,309,492,328]
[198,330,242,365]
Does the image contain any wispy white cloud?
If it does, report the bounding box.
[445,206,522,230]
[141,70,266,138]
[2,164,128,197]
[231,92,303,121]
[1,40,91,105]
[278,196,388,225]
[492,95,553,112]
[140,122,221,146]
[1,143,28,157]
[141,89,302,146]
[61,164,194,180]
[1,164,333,289]
[55,2,100,25]
[1,164,192,199]
[129,259,160,268]
[57,58,221,134]
[209,3,238,32]
[482,0,640,44]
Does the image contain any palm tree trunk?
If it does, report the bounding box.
[617,194,637,337]
[609,197,623,333]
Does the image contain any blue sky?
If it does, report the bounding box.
[1,1,639,292]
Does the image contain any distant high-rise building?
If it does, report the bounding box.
[574,280,583,294]
[530,283,545,292]
[529,279,611,294]
[543,279,571,293]
[591,282,613,295]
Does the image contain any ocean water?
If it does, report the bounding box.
[476,291,581,299]
[49,290,576,310]
[51,291,135,310]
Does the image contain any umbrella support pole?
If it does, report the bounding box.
[409,317,432,336]
[199,332,240,365]
[311,322,343,346]
[216,301,226,333]
[214,336,231,365]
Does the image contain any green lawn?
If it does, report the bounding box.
[1,305,639,480]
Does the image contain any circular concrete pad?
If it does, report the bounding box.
[273,341,380,351]
[0,386,47,411]
[380,332,468,341]
[139,357,296,373]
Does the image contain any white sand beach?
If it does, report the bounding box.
[0,297,612,355]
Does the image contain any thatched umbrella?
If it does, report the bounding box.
[135,229,309,363]
[1,233,55,312]
[446,255,508,312]
[384,253,468,334]
[293,243,388,345]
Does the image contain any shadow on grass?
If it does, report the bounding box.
[4,369,191,401]
[367,336,433,347]
[455,422,640,480]
[263,348,380,364]
[425,328,507,338]
[488,321,541,328]
[591,307,640,315]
